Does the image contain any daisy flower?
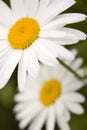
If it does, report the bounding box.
[0,0,86,91]
[14,50,85,130]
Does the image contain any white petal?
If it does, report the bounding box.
[39,30,67,38]
[10,0,26,18]
[34,38,60,57]
[57,45,74,60]
[61,72,74,88]
[40,29,83,45]
[0,24,7,29]
[63,93,85,103]
[48,65,67,81]
[72,58,83,70]
[19,103,43,129]
[0,0,16,27]
[34,38,74,63]
[26,46,40,77]
[25,74,42,92]
[66,102,84,115]
[18,51,27,92]
[0,49,22,89]
[0,40,9,51]
[55,99,65,115]
[46,28,86,45]
[0,48,11,67]
[57,117,70,130]
[0,47,10,59]
[33,39,59,66]
[62,108,71,122]
[28,109,48,130]
[46,106,55,130]
[52,38,79,46]
[14,99,40,113]
[16,102,42,120]
[38,65,53,82]
[71,49,78,57]
[65,81,83,92]
[26,0,39,17]
[14,93,32,102]
[14,103,27,113]
[36,0,51,10]
[0,29,8,39]
[36,0,75,26]
[77,69,84,77]
[42,13,87,30]
[14,86,38,102]
[61,27,87,41]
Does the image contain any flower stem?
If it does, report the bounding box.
[58,59,86,80]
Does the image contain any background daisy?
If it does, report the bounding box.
[0,0,86,91]
[14,50,85,130]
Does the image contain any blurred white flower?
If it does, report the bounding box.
[14,50,85,130]
[0,0,86,91]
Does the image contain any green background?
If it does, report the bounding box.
[0,0,87,130]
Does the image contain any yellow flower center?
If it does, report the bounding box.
[40,79,61,106]
[8,18,40,49]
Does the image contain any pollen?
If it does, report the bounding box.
[40,79,61,106]
[8,18,40,49]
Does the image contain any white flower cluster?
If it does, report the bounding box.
[0,0,87,130]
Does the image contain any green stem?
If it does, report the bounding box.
[58,59,86,80]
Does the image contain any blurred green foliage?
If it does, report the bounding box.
[0,0,87,130]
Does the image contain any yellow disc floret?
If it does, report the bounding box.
[40,79,61,106]
[8,18,40,49]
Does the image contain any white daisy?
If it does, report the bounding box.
[0,0,86,91]
[14,51,85,130]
